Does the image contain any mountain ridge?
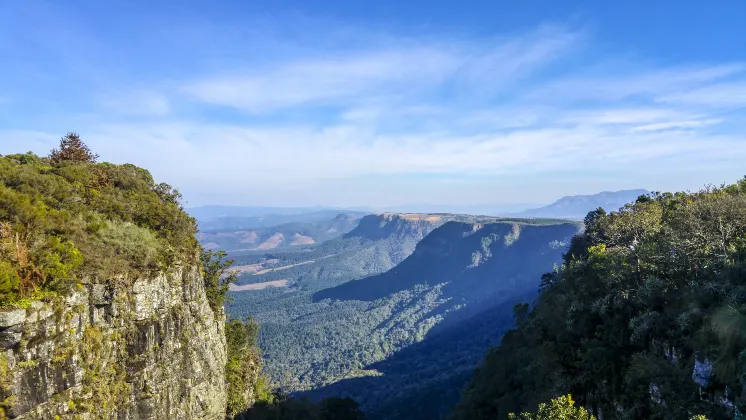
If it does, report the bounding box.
[513,188,650,219]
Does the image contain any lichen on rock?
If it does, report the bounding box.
[0,266,226,420]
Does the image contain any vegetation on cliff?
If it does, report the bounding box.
[455,179,746,419]
[226,316,274,417]
[0,133,199,306]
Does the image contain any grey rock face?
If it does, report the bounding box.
[0,266,227,420]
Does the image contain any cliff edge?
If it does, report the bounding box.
[0,266,226,419]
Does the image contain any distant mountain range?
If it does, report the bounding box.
[190,188,648,226]
[198,214,363,253]
[186,205,371,221]
[513,189,650,219]
[193,209,368,231]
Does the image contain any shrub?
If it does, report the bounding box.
[508,395,595,420]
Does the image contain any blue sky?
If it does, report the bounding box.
[1,0,745,208]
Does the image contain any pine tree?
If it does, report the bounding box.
[49,132,99,164]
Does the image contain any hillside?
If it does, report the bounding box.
[455,181,746,419]
[224,213,468,391]
[198,213,362,253]
[0,147,229,419]
[315,220,580,305]
[515,189,649,219]
[302,220,580,418]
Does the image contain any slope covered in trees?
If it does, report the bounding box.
[455,180,746,419]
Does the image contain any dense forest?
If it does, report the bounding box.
[225,216,580,419]
[455,180,746,419]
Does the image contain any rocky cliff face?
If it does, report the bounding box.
[344,213,460,241]
[0,266,226,420]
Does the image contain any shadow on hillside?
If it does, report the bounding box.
[298,294,531,420]
[312,223,579,303]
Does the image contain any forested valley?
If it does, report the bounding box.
[196,178,746,420]
[219,212,580,419]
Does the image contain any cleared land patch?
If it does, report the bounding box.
[229,280,289,291]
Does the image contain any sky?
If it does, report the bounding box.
[1,0,745,208]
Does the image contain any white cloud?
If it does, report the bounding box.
[532,63,746,103]
[631,119,723,132]
[656,83,746,107]
[181,48,460,113]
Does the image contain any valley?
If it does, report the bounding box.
[219,211,581,419]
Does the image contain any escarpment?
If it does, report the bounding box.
[0,266,226,419]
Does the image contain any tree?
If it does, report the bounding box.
[226,317,269,419]
[201,249,237,312]
[508,395,596,420]
[49,132,99,164]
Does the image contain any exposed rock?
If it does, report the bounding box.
[0,266,227,420]
[0,309,26,328]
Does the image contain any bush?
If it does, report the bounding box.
[508,395,595,420]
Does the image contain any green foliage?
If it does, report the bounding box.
[455,180,746,419]
[0,353,10,392]
[711,305,746,381]
[226,317,272,419]
[0,139,198,307]
[508,395,595,420]
[202,250,237,312]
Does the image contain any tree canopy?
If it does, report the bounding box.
[455,178,746,419]
[0,138,199,307]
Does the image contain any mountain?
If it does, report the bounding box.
[195,209,368,231]
[188,205,369,220]
[198,213,363,253]
[378,203,541,216]
[514,189,650,219]
[299,220,580,419]
[315,220,579,306]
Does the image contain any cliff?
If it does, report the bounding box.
[0,266,226,419]
[0,148,232,419]
[315,220,581,304]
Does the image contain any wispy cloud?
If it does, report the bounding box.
[656,82,746,107]
[181,24,579,114]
